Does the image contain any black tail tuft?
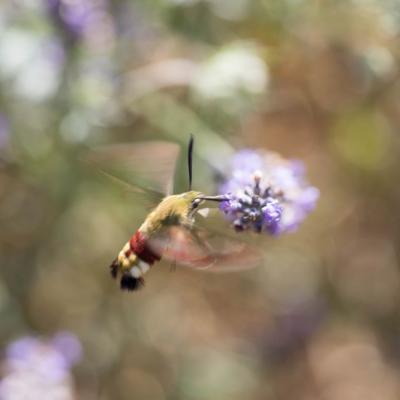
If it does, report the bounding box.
[110,259,119,279]
[120,275,145,291]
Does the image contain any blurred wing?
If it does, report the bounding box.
[148,225,262,272]
[194,207,267,248]
[85,141,180,197]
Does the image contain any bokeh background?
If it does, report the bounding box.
[1,0,400,399]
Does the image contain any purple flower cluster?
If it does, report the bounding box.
[47,0,109,38]
[219,149,319,235]
[0,332,82,400]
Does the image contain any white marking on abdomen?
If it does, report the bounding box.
[129,261,151,278]
[139,260,150,274]
[130,266,142,278]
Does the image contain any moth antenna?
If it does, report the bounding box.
[188,134,194,190]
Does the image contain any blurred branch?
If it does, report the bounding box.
[125,93,234,173]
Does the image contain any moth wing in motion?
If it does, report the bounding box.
[195,207,269,249]
[147,225,262,272]
[84,141,180,201]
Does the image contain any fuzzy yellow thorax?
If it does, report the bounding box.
[139,191,203,236]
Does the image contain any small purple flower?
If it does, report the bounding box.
[220,183,283,234]
[219,149,319,235]
[46,0,109,39]
[262,299,326,362]
[0,332,82,400]
[52,332,83,368]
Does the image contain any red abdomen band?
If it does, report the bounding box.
[129,230,161,265]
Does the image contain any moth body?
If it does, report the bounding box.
[110,191,204,291]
